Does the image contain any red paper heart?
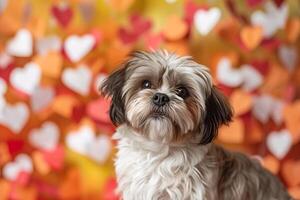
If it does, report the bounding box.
[246,0,264,7]
[42,146,64,170]
[7,140,24,157]
[87,98,111,123]
[51,5,73,27]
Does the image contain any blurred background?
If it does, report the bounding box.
[0,0,299,199]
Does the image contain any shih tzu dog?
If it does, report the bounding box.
[100,50,291,200]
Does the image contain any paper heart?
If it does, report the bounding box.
[34,51,62,79]
[66,125,111,163]
[51,4,73,27]
[218,118,245,144]
[62,65,92,96]
[64,34,95,62]
[36,35,62,55]
[283,101,300,143]
[252,95,283,125]
[282,160,300,187]
[6,29,33,57]
[0,0,7,13]
[162,15,188,41]
[2,154,32,181]
[262,155,279,174]
[52,95,79,118]
[285,18,300,43]
[30,86,55,112]
[278,45,298,72]
[66,125,95,155]
[79,3,94,22]
[42,145,64,170]
[239,64,263,91]
[251,2,288,37]
[216,59,262,91]
[0,103,29,133]
[266,129,292,159]
[87,98,110,123]
[240,26,263,50]
[87,134,111,163]
[32,151,50,175]
[230,90,253,116]
[29,122,60,151]
[0,53,12,69]
[10,62,41,95]
[216,58,243,87]
[194,7,221,35]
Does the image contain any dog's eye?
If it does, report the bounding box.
[142,80,152,89]
[176,87,189,98]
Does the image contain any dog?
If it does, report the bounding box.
[100,50,291,200]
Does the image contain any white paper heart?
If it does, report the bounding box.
[6,29,33,57]
[0,52,12,69]
[2,154,33,181]
[62,65,92,96]
[240,64,263,91]
[36,35,62,55]
[251,2,288,37]
[64,34,95,62]
[0,0,7,13]
[252,94,283,125]
[194,7,221,35]
[278,45,298,72]
[29,121,60,151]
[216,58,243,87]
[0,102,29,133]
[10,62,41,95]
[217,59,263,91]
[66,125,111,163]
[30,86,55,112]
[87,134,111,163]
[66,125,95,155]
[267,129,292,159]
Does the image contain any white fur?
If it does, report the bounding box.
[113,125,213,200]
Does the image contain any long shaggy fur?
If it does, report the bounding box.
[101,50,291,200]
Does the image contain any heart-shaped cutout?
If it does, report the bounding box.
[218,118,245,144]
[162,15,188,41]
[6,28,33,57]
[240,25,263,50]
[64,34,95,62]
[230,89,253,116]
[266,129,292,159]
[86,98,110,123]
[283,101,300,143]
[87,134,112,163]
[62,65,92,96]
[34,51,63,79]
[29,121,60,151]
[282,160,300,187]
[51,3,73,27]
[2,154,32,181]
[10,62,41,95]
[194,7,221,35]
[0,102,29,133]
[278,45,298,72]
[30,86,55,113]
[36,35,62,55]
[251,2,288,37]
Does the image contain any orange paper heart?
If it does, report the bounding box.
[230,89,253,116]
[34,51,63,79]
[240,25,263,50]
[52,95,79,118]
[218,118,244,144]
[282,160,300,187]
[283,101,300,144]
[262,155,280,174]
[162,15,188,41]
[285,18,300,43]
[32,151,50,175]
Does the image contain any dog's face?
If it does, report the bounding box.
[101,51,232,144]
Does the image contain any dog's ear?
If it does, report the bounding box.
[200,86,233,144]
[100,66,126,126]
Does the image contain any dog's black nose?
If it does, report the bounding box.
[152,93,169,106]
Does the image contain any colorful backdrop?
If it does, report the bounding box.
[0,0,299,199]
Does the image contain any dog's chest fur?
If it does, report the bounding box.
[113,126,215,200]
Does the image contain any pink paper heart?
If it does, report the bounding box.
[42,145,64,170]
